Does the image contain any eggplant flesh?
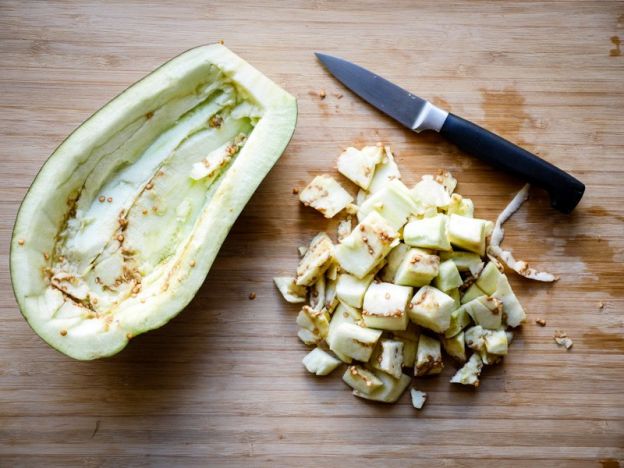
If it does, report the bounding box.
[10,45,297,359]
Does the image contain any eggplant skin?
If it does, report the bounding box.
[10,44,297,360]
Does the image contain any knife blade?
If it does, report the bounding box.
[315,52,585,214]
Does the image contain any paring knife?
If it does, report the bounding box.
[315,53,585,214]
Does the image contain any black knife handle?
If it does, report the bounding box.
[439,113,585,214]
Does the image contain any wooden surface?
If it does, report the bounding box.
[1,1,623,466]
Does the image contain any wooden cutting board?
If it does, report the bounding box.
[1,1,623,466]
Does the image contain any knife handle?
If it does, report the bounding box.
[439,113,585,214]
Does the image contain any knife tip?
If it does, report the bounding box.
[315,52,330,61]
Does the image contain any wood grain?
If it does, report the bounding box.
[1,1,623,466]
